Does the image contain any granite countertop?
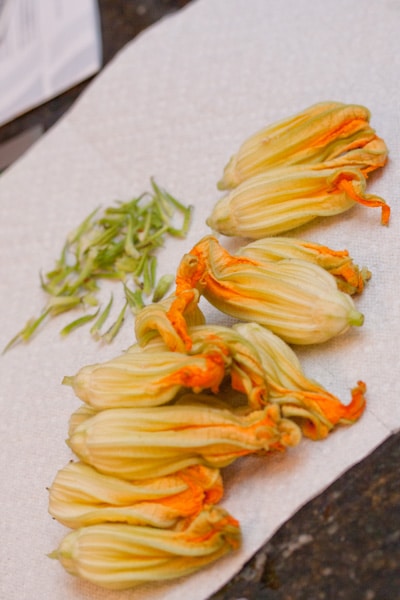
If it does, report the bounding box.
[1,1,399,598]
[211,432,400,600]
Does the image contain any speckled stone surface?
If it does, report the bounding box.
[210,433,400,600]
[1,2,399,598]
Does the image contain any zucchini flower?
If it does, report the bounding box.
[237,237,370,295]
[218,101,388,190]
[207,166,390,238]
[49,506,241,590]
[168,236,364,346]
[63,337,229,410]
[63,323,268,409]
[48,462,223,529]
[67,401,301,480]
[234,322,366,440]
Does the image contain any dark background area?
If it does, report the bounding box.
[1,2,399,599]
[0,0,193,144]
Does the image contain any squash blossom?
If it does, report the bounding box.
[67,402,301,480]
[167,236,364,347]
[62,337,230,410]
[49,506,241,590]
[234,322,366,440]
[48,462,223,529]
[208,166,390,239]
[218,101,388,190]
[63,323,268,410]
[237,237,370,295]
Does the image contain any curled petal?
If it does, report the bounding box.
[135,292,205,351]
[320,136,388,174]
[187,324,269,408]
[337,173,390,225]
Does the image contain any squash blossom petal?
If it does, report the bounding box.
[320,136,388,174]
[218,101,388,190]
[63,323,268,410]
[135,292,205,352]
[182,324,269,408]
[237,237,371,295]
[67,402,301,480]
[48,462,223,529]
[234,322,366,440]
[49,506,241,590]
[168,236,364,346]
[208,167,390,239]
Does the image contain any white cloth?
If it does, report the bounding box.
[1,1,399,598]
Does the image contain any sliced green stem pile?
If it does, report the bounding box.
[5,180,192,351]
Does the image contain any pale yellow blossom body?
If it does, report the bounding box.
[67,401,301,479]
[208,166,389,238]
[48,462,223,529]
[63,341,226,409]
[49,507,241,590]
[168,236,363,346]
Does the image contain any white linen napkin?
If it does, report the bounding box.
[1,1,399,598]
